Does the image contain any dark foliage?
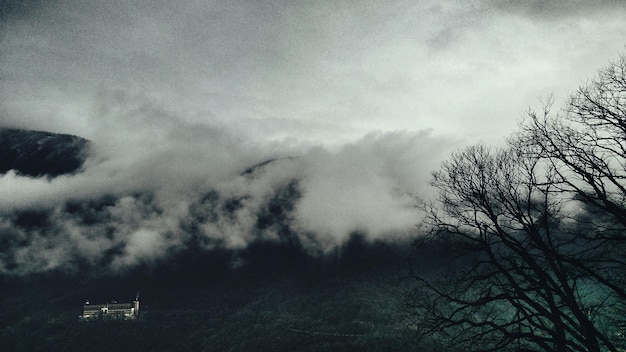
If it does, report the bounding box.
[0,239,414,352]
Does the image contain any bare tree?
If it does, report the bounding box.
[409,145,622,352]
[519,53,626,319]
[408,55,626,352]
[520,54,626,232]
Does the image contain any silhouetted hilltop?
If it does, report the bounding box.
[0,128,89,177]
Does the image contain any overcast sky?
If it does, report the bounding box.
[2,0,625,145]
[1,1,626,273]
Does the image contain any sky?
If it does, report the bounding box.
[1,0,626,274]
[2,0,625,144]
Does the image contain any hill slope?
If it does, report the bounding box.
[0,238,417,352]
[0,128,423,351]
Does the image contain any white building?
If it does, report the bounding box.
[80,295,140,321]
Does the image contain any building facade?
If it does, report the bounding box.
[80,297,140,321]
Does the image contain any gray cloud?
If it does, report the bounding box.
[484,0,625,19]
[3,0,625,143]
[0,0,47,22]
[0,127,453,275]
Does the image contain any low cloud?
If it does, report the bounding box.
[0,108,454,275]
[294,131,445,248]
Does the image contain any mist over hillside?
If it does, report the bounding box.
[0,128,445,277]
[0,128,432,351]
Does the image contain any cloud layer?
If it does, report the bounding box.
[2,0,625,143]
[0,126,450,275]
